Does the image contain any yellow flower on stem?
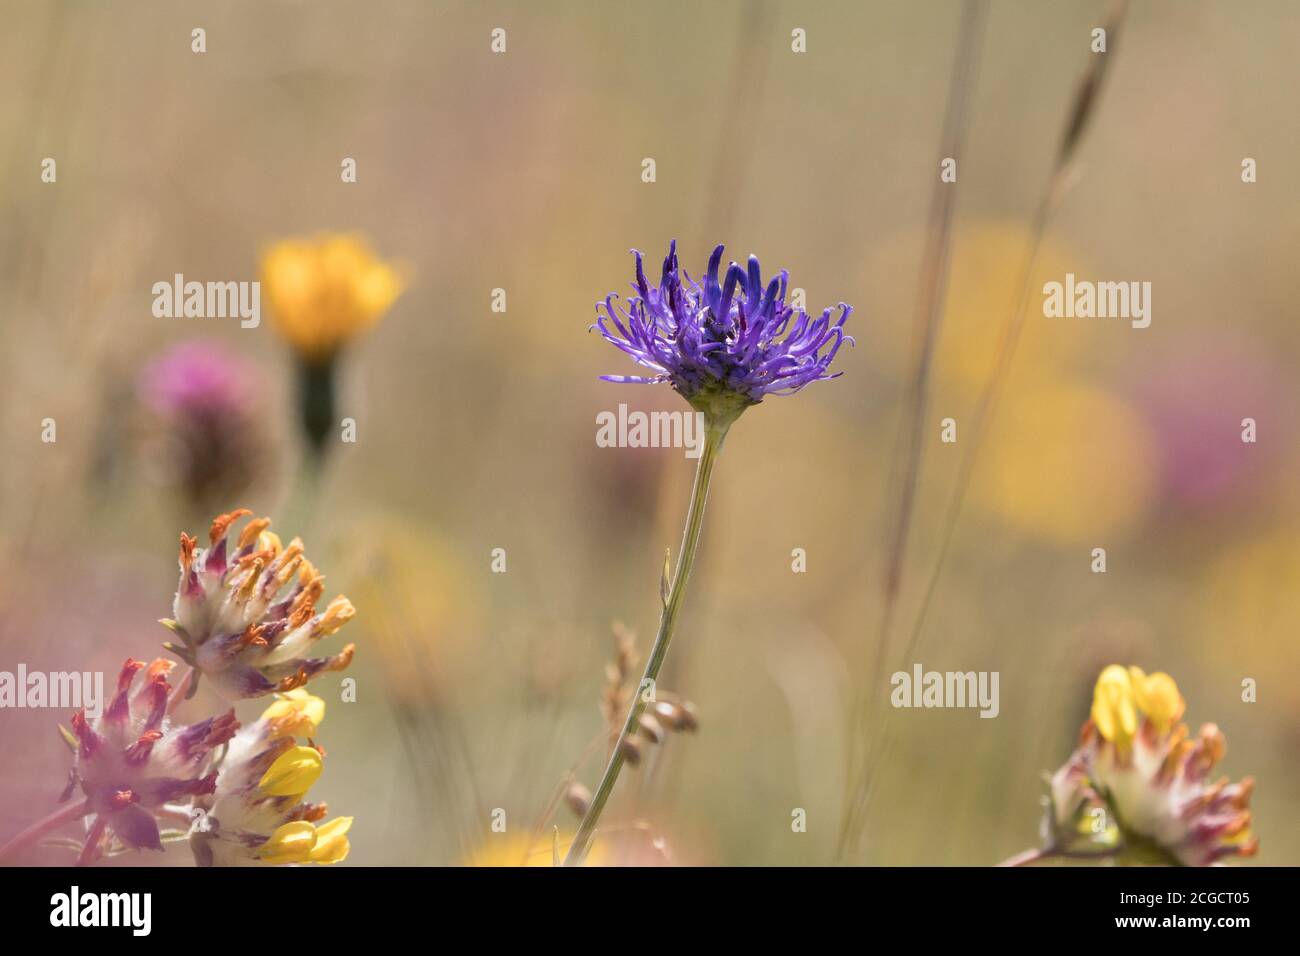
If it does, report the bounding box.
[261,233,405,454]
[262,233,404,367]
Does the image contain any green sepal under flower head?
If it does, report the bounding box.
[684,378,754,437]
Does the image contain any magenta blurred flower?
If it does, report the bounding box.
[141,341,252,417]
[137,341,265,509]
[1132,339,1287,512]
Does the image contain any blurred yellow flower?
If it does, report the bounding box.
[463,833,608,867]
[1199,523,1300,652]
[936,222,1089,394]
[973,380,1157,543]
[870,223,1157,546]
[262,233,404,365]
[1196,522,1300,713]
[338,510,481,705]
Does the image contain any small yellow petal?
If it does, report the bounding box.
[258,745,323,797]
[307,816,353,864]
[257,530,283,556]
[257,821,317,864]
[317,596,356,635]
[260,690,327,738]
[356,263,403,319]
[1130,668,1184,734]
[1091,665,1136,745]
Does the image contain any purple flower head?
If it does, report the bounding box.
[65,657,238,864]
[592,241,853,422]
[136,342,265,511]
[140,341,251,417]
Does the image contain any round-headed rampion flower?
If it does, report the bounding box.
[162,509,356,700]
[63,658,238,865]
[592,241,852,424]
[138,341,266,509]
[1046,665,1258,866]
[191,690,351,866]
[262,232,404,368]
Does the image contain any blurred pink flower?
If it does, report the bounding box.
[136,342,266,510]
[140,341,252,417]
[1131,338,1288,511]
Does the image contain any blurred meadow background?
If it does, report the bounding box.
[0,0,1296,865]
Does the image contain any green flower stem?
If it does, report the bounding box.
[281,450,323,542]
[563,419,729,866]
[297,357,337,460]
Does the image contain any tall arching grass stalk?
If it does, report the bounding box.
[838,0,1132,861]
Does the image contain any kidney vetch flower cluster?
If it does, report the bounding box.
[1031,665,1257,866]
[0,510,355,867]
